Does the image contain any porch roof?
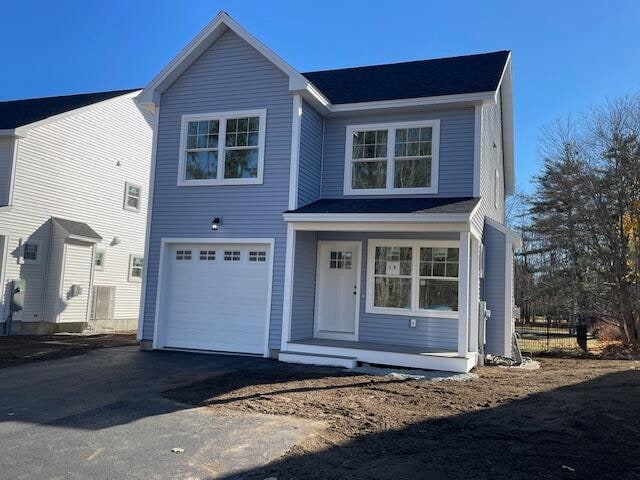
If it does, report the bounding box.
[51,217,102,243]
[285,197,479,215]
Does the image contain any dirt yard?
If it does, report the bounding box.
[0,333,138,368]
[165,358,640,480]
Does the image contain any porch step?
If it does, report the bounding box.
[279,351,358,369]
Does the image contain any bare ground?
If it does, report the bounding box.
[0,333,138,368]
[165,358,640,480]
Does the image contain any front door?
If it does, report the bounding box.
[315,242,361,340]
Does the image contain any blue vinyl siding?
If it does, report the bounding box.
[483,222,508,356]
[297,100,323,207]
[290,231,317,340]
[312,231,459,350]
[141,29,293,348]
[321,107,475,199]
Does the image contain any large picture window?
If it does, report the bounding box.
[344,120,440,195]
[178,109,266,186]
[366,240,459,318]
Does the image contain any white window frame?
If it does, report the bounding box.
[366,239,459,319]
[21,240,42,265]
[177,109,267,187]
[128,254,143,282]
[344,119,440,195]
[95,249,106,271]
[124,182,142,212]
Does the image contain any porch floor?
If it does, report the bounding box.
[288,338,459,358]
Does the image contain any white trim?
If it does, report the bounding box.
[137,106,160,340]
[280,224,296,352]
[468,237,480,354]
[284,212,471,223]
[128,254,144,282]
[123,181,142,212]
[289,220,471,233]
[284,342,476,373]
[177,109,267,187]
[138,12,310,106]
[494,169,499,210]
[86,244,97,323]
[314,241,361,341]
[329,91,496,113]
[0,236,8,320]
[497,54,515,197]
[288,94,302,210]
[473,104,482,198]
[152,237,275,358]
[457,231,470,356]
[5,139,19,207]
[365,239,460,320]
[56,242,68,323]
[343,119,440,196]
[94,249,106,271]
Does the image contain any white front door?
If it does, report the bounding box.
[314,242,361,340]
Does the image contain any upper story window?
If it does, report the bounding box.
[95,249,106,271]
[344,120,440,195]
[124,182,141,212]
[22,242,40,264]
[178,109,266,186]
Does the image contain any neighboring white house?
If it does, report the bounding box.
[0,89,153,334]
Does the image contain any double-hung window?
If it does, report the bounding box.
[178,109,266,186]
[345,120,440,195]
[366,240,459,318]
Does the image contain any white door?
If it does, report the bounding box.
[315,242,361,340]
[159,243,270,354]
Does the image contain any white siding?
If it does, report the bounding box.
[59,242,93,323]
[0,94,153,325]
[0,138,16,207]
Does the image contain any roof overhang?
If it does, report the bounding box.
[485,217,521,247]
[52,217,102,244]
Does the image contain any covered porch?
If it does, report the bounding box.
[279,197,482,373]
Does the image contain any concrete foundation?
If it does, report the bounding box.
[0,319,138,336]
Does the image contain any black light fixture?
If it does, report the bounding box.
[211,217,221,231]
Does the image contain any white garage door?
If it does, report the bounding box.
[160,243,270,354]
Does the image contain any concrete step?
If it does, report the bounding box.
[279,351,357,368]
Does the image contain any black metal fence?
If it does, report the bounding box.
[515,318,595,353]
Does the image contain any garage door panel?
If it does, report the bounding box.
[160,243,270,354]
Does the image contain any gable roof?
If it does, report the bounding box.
[51,217,102,242]
[302,51,509,105]
[0,89,139,130]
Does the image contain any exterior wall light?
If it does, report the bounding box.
[211,217,221,231]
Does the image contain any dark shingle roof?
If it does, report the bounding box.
[52,217,102,241]
[0,89,139,130]
[302,51,509,104]
[286,197,479,215]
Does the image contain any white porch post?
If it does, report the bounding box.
[458,231,471,357]
[280,223,297,352]
[468,237,480,354]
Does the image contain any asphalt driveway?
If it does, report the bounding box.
[0,346,322,480]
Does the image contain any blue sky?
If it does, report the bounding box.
[1,0,639,191]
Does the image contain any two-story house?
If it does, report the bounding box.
[136,12,520,373]
[0,89,153,334]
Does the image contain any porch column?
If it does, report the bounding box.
[280,224,297,352]
[457,231,471,357]
[468,237,480,353]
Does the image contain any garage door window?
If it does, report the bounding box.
[249,251,267,262]
[199,250,216,261]
[224,250,241,261]
[176,250,192,261]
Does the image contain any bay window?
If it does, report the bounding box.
[367,240,459,318]
[345,120,440,195]
[178,109,266,186]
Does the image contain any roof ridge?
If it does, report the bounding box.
[302,50,510,76]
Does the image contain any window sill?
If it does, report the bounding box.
[366,306,458,319]
[344,187,438,196]
[177,178,264,187]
